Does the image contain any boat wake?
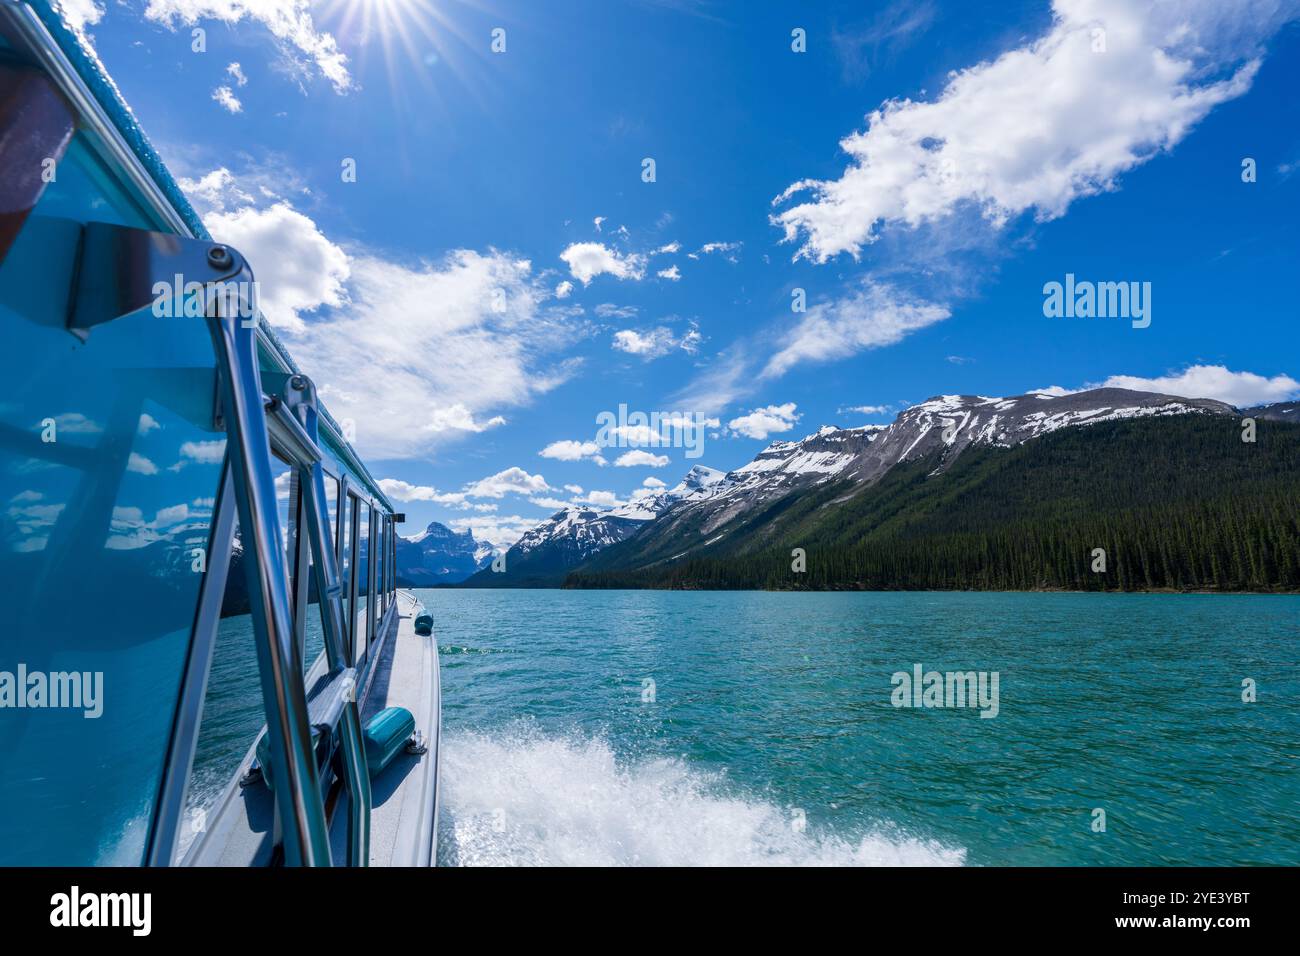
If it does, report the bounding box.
[436,726,965,867]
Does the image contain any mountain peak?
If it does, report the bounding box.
[681,464,727,488]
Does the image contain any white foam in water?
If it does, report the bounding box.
[438,728,965,866]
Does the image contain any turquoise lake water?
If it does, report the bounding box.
[421,590,1300,866]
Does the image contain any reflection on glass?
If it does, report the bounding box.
[176,517,260,862]
[0,131,224,864]
[355,502,370,663]
[377,520,384,616]
[340,492,352,658]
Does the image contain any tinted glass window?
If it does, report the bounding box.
[0,130,224,864]
[355,502,370,662]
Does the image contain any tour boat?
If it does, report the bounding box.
[0,0,440,866]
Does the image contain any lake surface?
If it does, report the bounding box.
[422,590,1300,866]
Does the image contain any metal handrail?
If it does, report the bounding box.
[204,264,332,866]
[282,376,373,866]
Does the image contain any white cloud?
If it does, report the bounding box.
[424,404,506,434]
[127,453,159,475]
[465,467,551,499]
[555,280,573,299]
[773,0,1275,262]
[178,439,226,464]
[642,476,667,488]
[728,403,801,440]
[679,323,703,355]
[582,490,621,508]
[142,0,351,92]
[206,202,349,332]
[137,414,161,435]
[612,327,674,358]
[689,240,742,262]
[764,281,949,378]
[178,167,255,214]
[227,61,248,86]
[840,404,892,416]
[199,168,585,459]
[62,0,104,34]
[446,514,538,549]
[563,484,584,494]
[595,303,638,319]
[654,241,681,255]
[529,497,572,511]
[614,450,671,468]
[607,424,664,446]
[612,322,701,359]
[539,440,606,465]
[593,216,606,232]
[560,242,646,285]
[1096,365,1300,408]
[376,479,466,506]
[212,85,243,113]
[657,265,682,281]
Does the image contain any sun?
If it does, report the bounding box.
[316,0,504,112]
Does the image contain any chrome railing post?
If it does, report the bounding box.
[205,255,332,866]
[283,375,372,867]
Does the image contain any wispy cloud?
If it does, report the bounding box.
[143,0,351,92]
[211,85,242,113]
[763,281,949,379]
[611,321,701,359]
[774,0,1284,262]
[832,0,937,84]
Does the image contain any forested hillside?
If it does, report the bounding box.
[567,415,1300,591]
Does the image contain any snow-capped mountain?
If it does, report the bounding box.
[663,388,1235,537]
[395,521,492,586]
[466,465,732,586]
[840,387,1234,483]
[573,387,1245,574]
[467,387,1249,587]
[615,464,729,519]
[512,507,646,560]
[662,425,885,532]
[1246,400,1300,422]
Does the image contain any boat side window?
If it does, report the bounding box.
[305,472,340,675]
[381,515,390,608]
[386,515,396,604]
[340,491,353,657]
[328,474,341,564]
[355,500,371,663]
[272,452,299,594]
[0,119,226,863]
[175,512,264,862]
[377,513,387,616]
[388,516,396,603]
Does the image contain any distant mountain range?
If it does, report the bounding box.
[446,388,1300,592]
[460,464,727,588]
[395,522,493,586]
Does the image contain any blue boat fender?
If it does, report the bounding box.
[363,706,420,777]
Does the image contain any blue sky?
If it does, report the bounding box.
[67,0,1300,545]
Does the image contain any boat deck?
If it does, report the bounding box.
[330,589,440,866]
[184,589,439,866]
